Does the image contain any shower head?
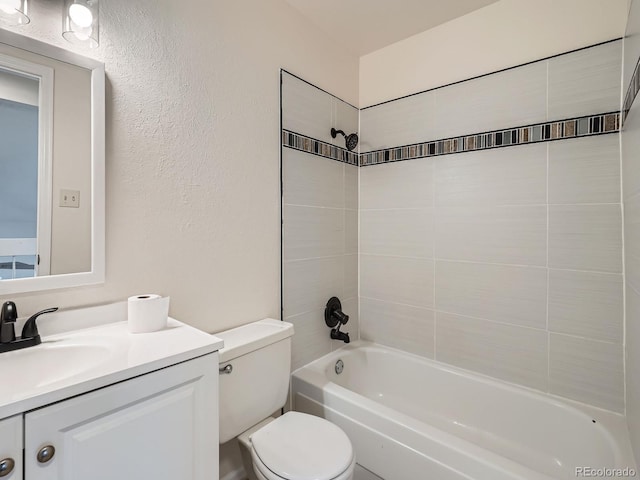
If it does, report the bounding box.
[331,128,359,152]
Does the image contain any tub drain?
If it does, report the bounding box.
[335,359,344,375]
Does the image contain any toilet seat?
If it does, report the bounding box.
[250,412,355,480]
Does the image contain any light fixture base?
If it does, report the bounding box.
[63,0,99,48]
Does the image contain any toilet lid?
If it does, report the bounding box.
[251,412,354,480]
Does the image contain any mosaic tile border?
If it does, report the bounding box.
[360,112,620,167]
[623,53,640,122]
[282,130,359,166]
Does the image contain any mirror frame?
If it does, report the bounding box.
[0,29,105,295]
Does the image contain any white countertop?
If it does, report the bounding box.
[0,305,223,419]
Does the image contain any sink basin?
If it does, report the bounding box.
[0,340,117,394]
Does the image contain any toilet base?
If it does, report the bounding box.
[237,417,276,480]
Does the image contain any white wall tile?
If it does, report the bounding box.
[625,193,640,290]
[360,208,433,258]
[548,269,623,343]
[548,41,622,119]
[287,309,332,371]
[549,334,624,412]
[435,205,547,265]
[549,205,623,273]
[283,149,344,208]
[360,254,434,308]
[284,256,343,317]
[435,261,546,328]
[283,206,343,261]
[625,283,640,455]
[434,143,546,206]
[549,134,621,204]
[622,103,640,201]
[360,297,434,358]
[344,164,359,210]
[282,72,333,143]
[334,98,359,150]
[344,254,358,300]
[360,91,436,152]
[435,312,548,391]
[626,251,640,294]
[345,209,358,255]
[360,157,434,209]
[433,62,547,139]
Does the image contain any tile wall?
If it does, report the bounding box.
[282,40,627,414]
[359,40,625,412]
[281,72,359,371]
[623,0,640,462]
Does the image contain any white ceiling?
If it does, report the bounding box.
[284,0,501,56]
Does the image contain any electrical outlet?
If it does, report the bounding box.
[60,189,80,208]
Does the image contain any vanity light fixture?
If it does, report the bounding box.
[63,0,98,48]
[0,0,29,26]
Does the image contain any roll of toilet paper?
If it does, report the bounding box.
[127,294,170,333]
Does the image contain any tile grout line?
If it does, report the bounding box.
[359,294,625,346]
[618,125,627,414]
[357,253,623,276]
[432,159,437,361]
[546,139,551,394]
[358,203,623,211]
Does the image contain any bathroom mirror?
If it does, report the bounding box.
[0,29,104,295]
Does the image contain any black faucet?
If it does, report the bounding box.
[325,297,350,343]
[0,301,58,354]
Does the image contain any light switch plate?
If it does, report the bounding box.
[60,189,80,208]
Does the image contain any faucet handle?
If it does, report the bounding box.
[0,301,18,323]
[21,307,58,340]
[325,297,349,327]
[0,301,18,343]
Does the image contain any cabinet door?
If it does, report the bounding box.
[25,353,218,480]
[0,415,22,480]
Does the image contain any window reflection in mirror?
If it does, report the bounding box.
[0,44,92,281]
[0,68,40,280]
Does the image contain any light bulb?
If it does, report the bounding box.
[0,0,20,15]
[69,3,92,28]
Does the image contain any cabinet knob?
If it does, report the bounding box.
[37,445,55,464]
[0,458,15,477]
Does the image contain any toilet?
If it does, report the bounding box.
[217,319,355,480]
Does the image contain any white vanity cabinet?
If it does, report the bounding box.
[0,415,22,480]
[23,354,218,480]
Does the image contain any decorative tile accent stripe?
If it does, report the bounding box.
[282,130,359,166]
[360,113,620,167]
[623,54,640,122]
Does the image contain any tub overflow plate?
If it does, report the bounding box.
[335,359,344,375]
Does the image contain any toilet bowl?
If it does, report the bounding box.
[216,319,355,480]
[240,412,355,480]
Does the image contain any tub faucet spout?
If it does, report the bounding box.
[330,328,350,343]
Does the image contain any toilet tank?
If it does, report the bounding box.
[216,319,294,443]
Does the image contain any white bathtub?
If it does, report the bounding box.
[291,342,637,480]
